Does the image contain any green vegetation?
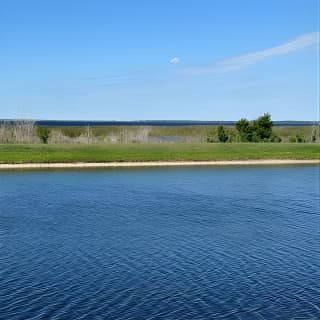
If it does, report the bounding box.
[37,126,51,144]
[235,113,277,142]
[38,124,318,143]
[236,118,252,141]
[252,113,273,140]
[0,143,318,164]
[50,126,313,142]
[217,125,229,142]
[1,120,319,144]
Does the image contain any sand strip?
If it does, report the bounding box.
[0,159,319,170]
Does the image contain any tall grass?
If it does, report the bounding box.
[0,121,40,144]
[0,122,319,144]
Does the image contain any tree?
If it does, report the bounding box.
[37,126,50,144]
[252,113,273,140]
[235,118,252,141]
[236,113,273,142]
[217,125,229,142]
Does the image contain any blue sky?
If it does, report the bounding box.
[0,0,319,120]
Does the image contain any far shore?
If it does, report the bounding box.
[0,159,318,170]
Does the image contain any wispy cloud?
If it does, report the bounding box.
[183,32,319,75]
[170,57,180,64]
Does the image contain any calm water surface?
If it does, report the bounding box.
[0,166,319,319]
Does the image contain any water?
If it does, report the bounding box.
[0,165,319,320]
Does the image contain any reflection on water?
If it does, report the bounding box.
[0,166,319,319]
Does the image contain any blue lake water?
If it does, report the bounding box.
[0,165,319,320]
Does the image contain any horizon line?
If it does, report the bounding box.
[1,119,318,127]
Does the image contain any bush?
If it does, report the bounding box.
[236,118,252,141]
[206,133,215,143]
[296,134,305,143]
[270,135,282,143]
[252,113,273,140]
[37,126,51,144]
[217,125,229,142]
[236,113,273,142]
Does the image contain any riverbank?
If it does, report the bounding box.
[0,159,319,170]
[0,143,319,164]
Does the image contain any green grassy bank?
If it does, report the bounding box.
[0,143,319,164]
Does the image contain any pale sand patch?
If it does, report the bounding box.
[0,159,319,170]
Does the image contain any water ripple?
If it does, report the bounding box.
[0,166,319,319]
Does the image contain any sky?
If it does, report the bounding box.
[0,0,319,121]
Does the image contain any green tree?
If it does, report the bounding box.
[236,113,273,142]
[235,118,252,141]
[217,125,229,142]
[37,126,50,144]
[252,113,273,140]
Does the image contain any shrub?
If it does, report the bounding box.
[217,125,229,142]
[270,135,282,143]
[236,118,252,141]
[252,113,273,140]
[296,134,305,143]
[37,126,51,144]
[206,133,215,143]
[236,113,273,142]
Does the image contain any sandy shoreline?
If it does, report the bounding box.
[0,159,318,170]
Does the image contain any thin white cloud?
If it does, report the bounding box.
[183,32,319,75]
[170,57,180,64]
